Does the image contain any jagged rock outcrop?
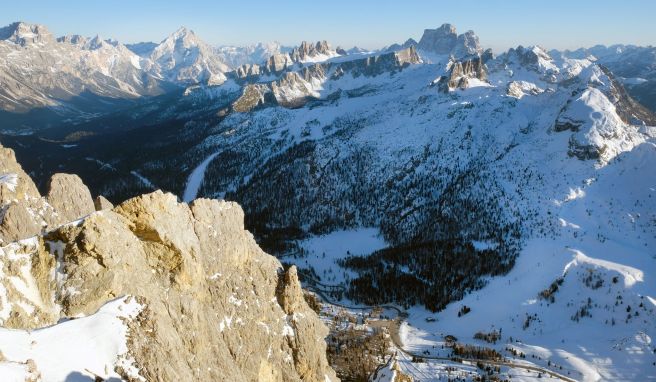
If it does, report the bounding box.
[384,38,417,53]
[236,63,262,79]
[0,144,109,242]
[46,173,95,224]
[231,47,420,112]
[235,40,339,80]
[264,53,295,73]
[0,21,54,46]
[94,195,114,211]
[502,46,559,83]
[0,203,41,242]
[418,23,482,57]
[0,143,338,381]
[289,41,333,62]
[232,83,276,112]
[437,55,488,92]
[506,81,544,98]
[0,145,58,243]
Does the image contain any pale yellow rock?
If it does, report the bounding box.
[46,173,95,225]
[0,146,338,381]
[0,146,41,204]
[0,144,58,242]
[0,203,41,242]
[94,195,114,211]
[33,191,337,381]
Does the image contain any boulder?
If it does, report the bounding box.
[46,173,95,224]
[0,146,41,205]
[0,202,41,241]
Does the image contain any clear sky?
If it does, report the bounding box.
[2,0,655,52]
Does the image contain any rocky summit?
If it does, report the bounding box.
[418,23,482,57]
[0,142,337,381]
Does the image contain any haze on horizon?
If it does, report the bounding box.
[1,0,655,52]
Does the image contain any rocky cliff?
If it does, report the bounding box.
[0,143,337,381]
[418,23,482,57]
[231,46,421,112]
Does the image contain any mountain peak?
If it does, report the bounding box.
[150,26,229,84]
[418,23,481,57]
[436,23,457,34]
[57,34,88,46]
[288,40,338,62]
[167,26,199,43]
[0,21,53,46]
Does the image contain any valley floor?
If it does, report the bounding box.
[292,225,656,381]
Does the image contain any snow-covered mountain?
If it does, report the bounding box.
[172,26,654,381]
[0,22,232,121]
[216,41,293,68]
[0,21,655,381]
[555,44,656,113]
[145,27,230,85]
[0,22,163,113]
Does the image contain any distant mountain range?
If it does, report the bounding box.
[0,20,654,381]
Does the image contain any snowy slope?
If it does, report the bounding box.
[0,296,144,381]
[399,145,656,379]
[175,30,656,381]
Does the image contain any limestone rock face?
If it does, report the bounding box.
[289,41,333,62]
[0,154,338,382]
[0,203,41,242]
[418,24,481,57]
[233,83,275,112]
[276,266,334,381]
[418,24,458,54]
[438,55,488,92]
[232,47,420,112]
[94,195,114,211]
[0,145,102,244]
[0,22,55,47]
[46,173,95,224]
[0,145,58,243]
[0,146,41,204]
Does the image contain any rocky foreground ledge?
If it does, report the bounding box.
[0,144,338,381]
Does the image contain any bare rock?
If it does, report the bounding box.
[94,195,114,211]
[418,24,481,57]
[0,238,57,329]
[289,41,332,62]
[19,190,339,381]
[0,203,41,242]
[0,144,58,242]
[0,146,41,205]
[277,265,305,315]
[46,173,95,224]
[438,55,488,92]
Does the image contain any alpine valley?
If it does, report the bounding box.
[0,19,654,382]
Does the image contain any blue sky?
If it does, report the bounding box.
[2,0,655,51]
